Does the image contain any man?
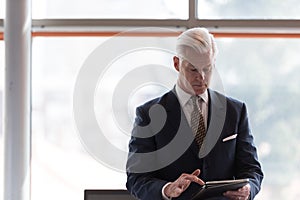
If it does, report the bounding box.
[126,27,263,200]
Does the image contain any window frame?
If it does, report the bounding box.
[1,0,300,40]
[2,19,300,40]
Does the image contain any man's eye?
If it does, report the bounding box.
[203,68,211,73]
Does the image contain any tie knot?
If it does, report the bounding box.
[191,95,198,103]
[191,95,200,107]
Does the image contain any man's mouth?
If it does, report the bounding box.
[193,83,207,88]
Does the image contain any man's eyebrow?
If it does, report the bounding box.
[201,63,212,68]
[194,64,212,68]
[185,61,212,68]
[184,62,195,68]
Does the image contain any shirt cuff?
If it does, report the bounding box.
[162,182,172,200]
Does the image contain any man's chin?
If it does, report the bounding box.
[193,87,207,95]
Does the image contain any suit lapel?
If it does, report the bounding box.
[166,88,201,157]
[198,90,227,158]
[163,89,183,132]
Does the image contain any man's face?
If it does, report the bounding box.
[173,56,213,95]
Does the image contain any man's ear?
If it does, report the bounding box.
[173,56,180,72]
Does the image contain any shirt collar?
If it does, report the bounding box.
[175,84,209,106]
[199,90,209,105]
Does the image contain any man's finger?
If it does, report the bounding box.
[192,169,201,176]
[184,173,204,185]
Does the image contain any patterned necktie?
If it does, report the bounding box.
[191,96,206,149]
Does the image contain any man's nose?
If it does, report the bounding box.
[196,70,205,80]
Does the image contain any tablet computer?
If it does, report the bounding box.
[191,178,249,200]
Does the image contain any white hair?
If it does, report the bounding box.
[176,27,218,64]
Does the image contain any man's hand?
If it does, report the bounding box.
[163,169,205,198]
[223,183,251,200]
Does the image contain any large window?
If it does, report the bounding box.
[30,35,300,200]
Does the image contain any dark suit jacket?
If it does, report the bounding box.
[126,89,263,200]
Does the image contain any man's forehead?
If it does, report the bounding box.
[182,59,212,68]
[178,47,214,68]
[182,55,213,69]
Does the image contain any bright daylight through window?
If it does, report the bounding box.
[30,36,300,200]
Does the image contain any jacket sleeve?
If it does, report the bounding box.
[126,106,168,200]
[235,103,264,200]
